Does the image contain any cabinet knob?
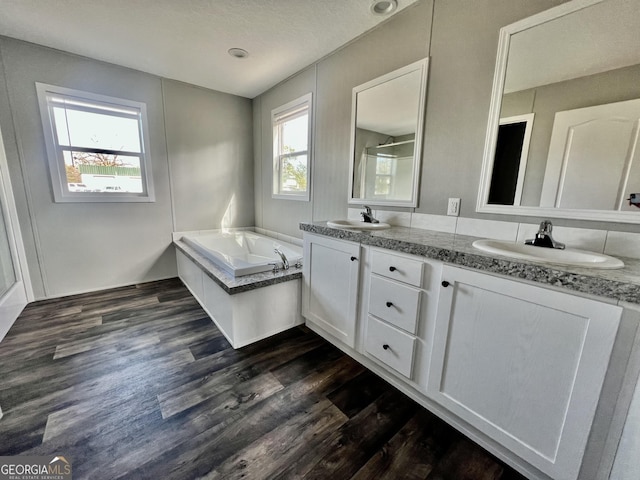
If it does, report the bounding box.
[441,280,450,287]
[389,266,397,272]
[382,344,390,350]
[386,301,393,308]
[350,256,357,261]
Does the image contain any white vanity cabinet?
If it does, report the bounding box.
[300,232,634,480]
[362,249,424,379]
[427,265,623,480]
[302,233,361,348]
[359,247,442,386]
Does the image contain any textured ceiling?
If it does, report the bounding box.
[0,0,418,98]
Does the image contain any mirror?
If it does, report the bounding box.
[349,58,429,207]
[478,0,640,223]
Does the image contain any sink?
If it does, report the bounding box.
[327,219,391,231]
[472,239,624,269]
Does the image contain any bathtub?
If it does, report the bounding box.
[174,229,304,348]
[181,231,303,277]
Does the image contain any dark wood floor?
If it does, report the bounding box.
[0,278,527,480]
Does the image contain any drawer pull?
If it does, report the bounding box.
[382,344,390,350]
[350,256,357,262]
[389,266,397,272]
[442,280,450,287]
[386,301,393,308]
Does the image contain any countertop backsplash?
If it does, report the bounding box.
[348,208,640,260]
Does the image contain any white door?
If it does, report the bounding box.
[540,98,640,210]
[0,127,32,340]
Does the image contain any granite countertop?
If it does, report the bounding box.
[300,222,640,305]
[174,239,302,295]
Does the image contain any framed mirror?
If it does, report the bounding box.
[349,58,429,207]
[477,0,640,223]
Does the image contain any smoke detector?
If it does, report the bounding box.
[228,48,249,59]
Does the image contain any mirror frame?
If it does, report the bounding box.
[476,0,640,224]
[348,58,429,208]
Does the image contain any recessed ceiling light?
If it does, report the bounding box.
[228,48,249,59]
[370,0,398,15]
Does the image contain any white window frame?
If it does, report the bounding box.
[373,154,397,197]
[271,92,312,201]
[35,83,155,203]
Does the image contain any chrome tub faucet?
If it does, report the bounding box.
[274,248,290,270]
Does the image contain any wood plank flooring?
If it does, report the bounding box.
[0,278,527,480]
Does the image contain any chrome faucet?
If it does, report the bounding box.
[361,206,379,224]
[525,220,565,249]
[274,248,290,270]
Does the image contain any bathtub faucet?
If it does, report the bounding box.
[274,248,290,270]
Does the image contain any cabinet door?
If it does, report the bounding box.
[428,266,621,480]
[302,234,360,348]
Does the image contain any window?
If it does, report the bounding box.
[272,93,312,200]
[374,155,395,196]
[36,83,154,202]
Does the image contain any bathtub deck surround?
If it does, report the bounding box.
[173,229,303,348]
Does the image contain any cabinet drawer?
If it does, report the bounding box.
[371,249,423,287]
[368,275,420,334]
[365,316,416,378]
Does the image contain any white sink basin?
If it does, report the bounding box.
[327,219,391,231]
[472,239,624,269]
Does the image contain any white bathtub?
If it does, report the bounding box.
[181,231,303,277]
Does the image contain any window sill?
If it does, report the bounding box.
[53,193,156,203]
[272,193,310,202]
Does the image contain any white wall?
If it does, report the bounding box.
[419,0,565,218]
[253,66,316,239]
[253,0,433,237]
[254,0,640,236]
[0,38,254,299]
[163,80,254,232]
